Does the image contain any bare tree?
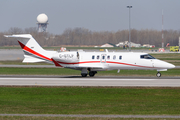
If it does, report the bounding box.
[1,27,180,47]
[8,27,23,34]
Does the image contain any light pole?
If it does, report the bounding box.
[127,6,132,51]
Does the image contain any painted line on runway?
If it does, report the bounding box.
[0,78,156,81]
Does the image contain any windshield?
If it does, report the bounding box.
[140,54,156,59]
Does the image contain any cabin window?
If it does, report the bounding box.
[107,55,110,60]
[102,55,105,59]
[140,54,155,59]
[97,55,99,59]
[119,56,122,60]
[92,55,95,59]
[113,55,116,60]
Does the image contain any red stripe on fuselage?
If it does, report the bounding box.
[57,61,100,65]
[106,61,153,68]
[18,41,52,62]
[57,60,155,69]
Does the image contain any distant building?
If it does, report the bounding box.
[130,42,141,47]
[116,42,124,47]
[143,44,155,48]
[116,41,141,48]
[101,43,115,47]
[143,44,150,47]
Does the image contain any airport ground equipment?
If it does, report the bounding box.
[170,46,179,52]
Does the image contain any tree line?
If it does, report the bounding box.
[0,27,180,47]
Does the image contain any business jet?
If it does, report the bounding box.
[5,34,175,77]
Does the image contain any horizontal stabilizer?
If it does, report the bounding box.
[23,55,46,63]
[4,34,32,39]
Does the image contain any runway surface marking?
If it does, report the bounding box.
[0,78,156,81]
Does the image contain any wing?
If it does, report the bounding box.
[65,66,104,71]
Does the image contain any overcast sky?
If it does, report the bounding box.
[0,0,180,34]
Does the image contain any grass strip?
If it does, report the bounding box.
[0,116,179,120]
[0,67,179,76]
[0,87,180,115]
[0,67,80,75]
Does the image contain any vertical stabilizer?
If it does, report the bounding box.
[4,34,56,64]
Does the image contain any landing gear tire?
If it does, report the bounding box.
[89,71,97,77]
[89,72,95,77]
[156,72,161,77]
[81,74,87,77]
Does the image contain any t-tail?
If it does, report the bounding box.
[4,34,56,64]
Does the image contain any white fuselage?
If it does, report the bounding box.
[52,51,175,71]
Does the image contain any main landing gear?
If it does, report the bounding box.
[156,72,161,77]
[81,71,97,77]
[89,71,97,77]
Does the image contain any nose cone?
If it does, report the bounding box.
[155,60,175,69]
[161,61,175,69]
[167,63,175,69]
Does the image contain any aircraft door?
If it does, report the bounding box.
[151,60,154,67]
[101,54,106,63]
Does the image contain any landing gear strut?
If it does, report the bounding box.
[81,68,88,77]
[156,72,161,77]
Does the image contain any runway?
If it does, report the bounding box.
[0,76,180,87]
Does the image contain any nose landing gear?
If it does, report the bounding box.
[156,72,161,77]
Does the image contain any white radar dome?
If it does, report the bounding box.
[37,13,48,23]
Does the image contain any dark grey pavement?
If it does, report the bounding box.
[0,76,180,87]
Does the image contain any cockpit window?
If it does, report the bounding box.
[140,54,155,59]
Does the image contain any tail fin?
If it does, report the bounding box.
[4,34,56,64]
